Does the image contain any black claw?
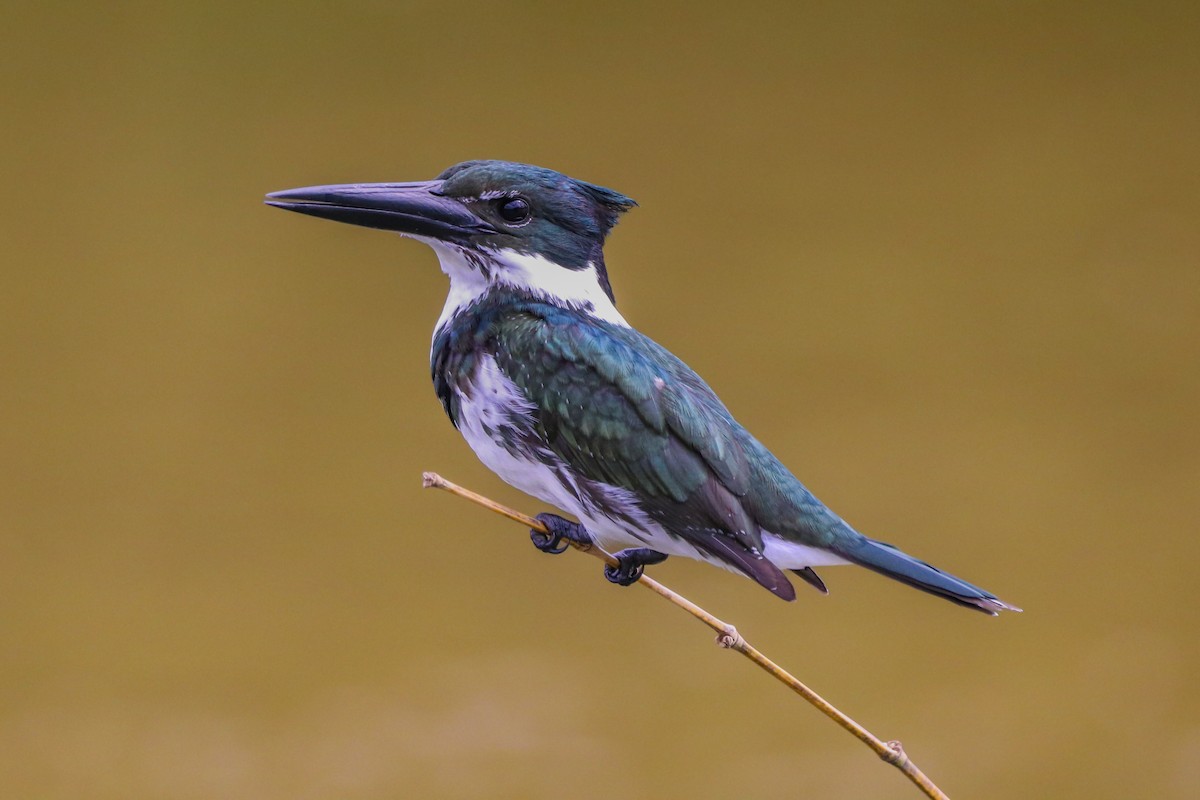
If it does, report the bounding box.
[603,561,642,586]
[530,513,591,555]
[530,528,569,554]
[603,548,669,586]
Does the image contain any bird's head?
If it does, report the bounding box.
[267,160,637,319]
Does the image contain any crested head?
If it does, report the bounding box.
[434,160,636,295]
[437,160,636,241]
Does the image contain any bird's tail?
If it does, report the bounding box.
[833,535,1020,616]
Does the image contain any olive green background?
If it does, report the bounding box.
[3,2,1197,798]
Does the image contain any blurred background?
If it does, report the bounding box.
[2,2,1197,798]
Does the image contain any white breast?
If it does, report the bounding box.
[455,355,580,512]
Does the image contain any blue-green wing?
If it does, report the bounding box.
[488,303,795,599]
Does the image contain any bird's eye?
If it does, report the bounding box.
[497,196,531,224]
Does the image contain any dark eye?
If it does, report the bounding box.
[497,196,531,224]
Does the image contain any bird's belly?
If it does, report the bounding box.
[462,416,581,515]
[452,358,580,510]
[459,408,666,552]
[452,356,675,553]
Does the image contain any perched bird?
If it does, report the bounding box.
[267,160,1018,614]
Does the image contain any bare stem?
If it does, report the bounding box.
[421,471,950,800]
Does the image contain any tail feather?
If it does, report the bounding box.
[835,536,1020,616]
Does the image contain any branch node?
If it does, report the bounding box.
[716,624,744,650]
[421,472,443,489]
[881,740,909,766]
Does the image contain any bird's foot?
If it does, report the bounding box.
[604,548,669,586]
[530,513,593,555]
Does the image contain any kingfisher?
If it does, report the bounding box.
[266,160,1018,615]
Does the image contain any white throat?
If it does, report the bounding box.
[427,242,628,335]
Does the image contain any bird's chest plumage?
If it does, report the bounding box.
[429,302,668,552]
[430,305,575,509]
[453,355,580,509]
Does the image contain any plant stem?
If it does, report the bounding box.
[422,471,950,800]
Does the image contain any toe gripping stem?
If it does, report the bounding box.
[530,513,593,554]
[604,548,669,586]
[530,515,667,588]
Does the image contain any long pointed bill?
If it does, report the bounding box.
[265,181,497,242]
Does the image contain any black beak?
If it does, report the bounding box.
[265,181,497,241]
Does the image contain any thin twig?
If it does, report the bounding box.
[421,471,950,800]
